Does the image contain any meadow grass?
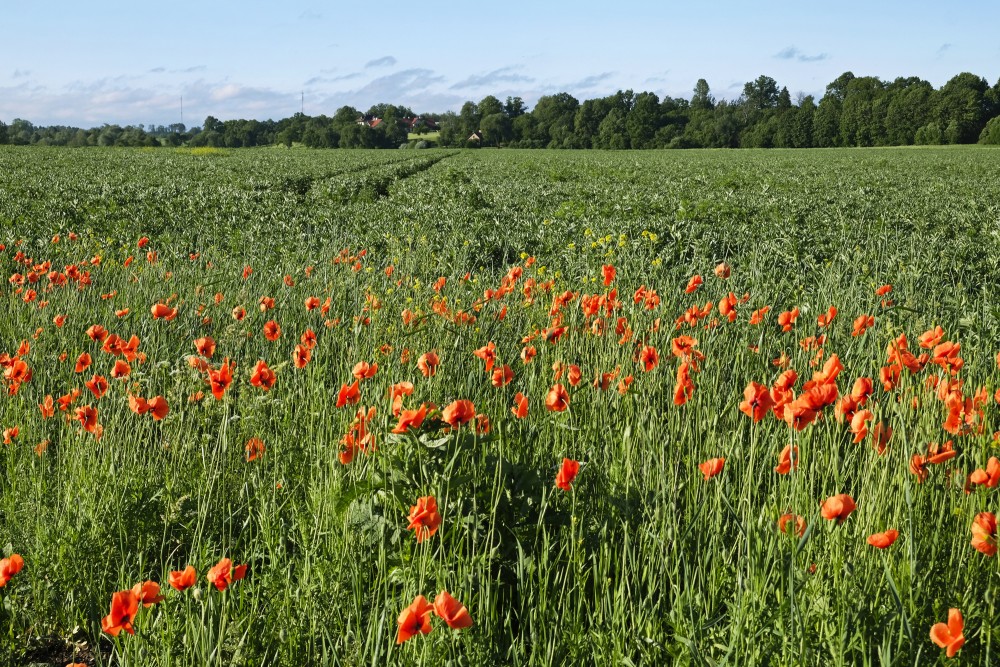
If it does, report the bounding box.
[0,146,999,665]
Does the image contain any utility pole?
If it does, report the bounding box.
[180,96,184,128]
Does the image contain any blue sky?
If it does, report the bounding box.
[2,0,998,127]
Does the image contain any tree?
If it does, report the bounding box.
[478,95,504,118]
[790,96,816,148]
[331,106,361,129]
[813,96,841,147]
[743,75,780,110]
[625,91,661,149]
[979,116,1000,144]
[884,78,934,145]
[532,93,579,148]
[914,122,942,145]
[203,116,224,134]
[839,76,887,146]
[0,120,7,145]
[480,113,512,146]
[574,98,612,147]
[458,101,480,138]
[436,111,463,147]
[936,72,989,143]
[596,108,628,149]
[691,79,715,111]
[504,96,527,118]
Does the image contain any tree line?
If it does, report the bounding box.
[3,71,999,149]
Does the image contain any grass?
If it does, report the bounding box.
[0,146,999,665]
[407,131,439,143]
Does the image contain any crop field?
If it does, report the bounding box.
[1,145,1000,666]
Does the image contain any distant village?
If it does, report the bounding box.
[356,114,439,133]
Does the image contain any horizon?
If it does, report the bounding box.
[2,0,999,127]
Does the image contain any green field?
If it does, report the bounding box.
[1,145,1000,666]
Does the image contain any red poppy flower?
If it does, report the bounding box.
[194,336,216,358]
[851,314,874,337]
[209,359,234,400]
[336,380,361,408]
[971,512,997,556]
[0,553,24,587]
[555,458,580,491]
[392,405,428,434]
[817,306,837,328]
[250,360,276,391]
[821,494,856,524]
[684,275,703,293]
[101,590,139,636]
[111,359,131,379]
[602,264,616,286]
[491,364,514,387]
[545,384,570,412]
[867,529,899,549]
[169,565,197,592]
[778,514,806,537]
[473,342,497,373]
[38,395,55,419]
[293,344,311,369]
[352,361,378,380]
[918,325,945,349]
[714,262,731,279]
[739,382,774,423]
[417,351,440,377]
[263,320,281,341]
[699,457,725,480]
[396,595,434,644]
[434,590,473,629]
[638,345,659,372]
[511,392,529,419]
[86,324,108,342]
[245,438,266,461]
[674,362,695,406]
[206,557,247,591]
[930,608,965,658]
[151,303,178,321]
[148,396,169,421]
[441,399,476,427]
[131,580,165,607]
[407,496,442,542]
[774,444,798,474]
[520,346,537,364]
[85,374,108,399]
[75,405,99,434]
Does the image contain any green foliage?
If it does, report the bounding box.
[979,116,1000,144]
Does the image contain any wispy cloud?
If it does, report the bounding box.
[774,46,829,62]
[12,69,31,79]
[936,43,953,58]
[298,9,322,20]
[565,72,615,90]
[365,56,397,69]
[644,70,671,84]
[305,72,362,86]
[320,68,462,113]
[149,67,166,73]
[450,66,534,90]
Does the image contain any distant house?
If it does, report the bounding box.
[468,131,483,143]
[406,116,439,132]
[357,115,437,133]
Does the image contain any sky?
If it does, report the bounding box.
[2,0,998,128]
